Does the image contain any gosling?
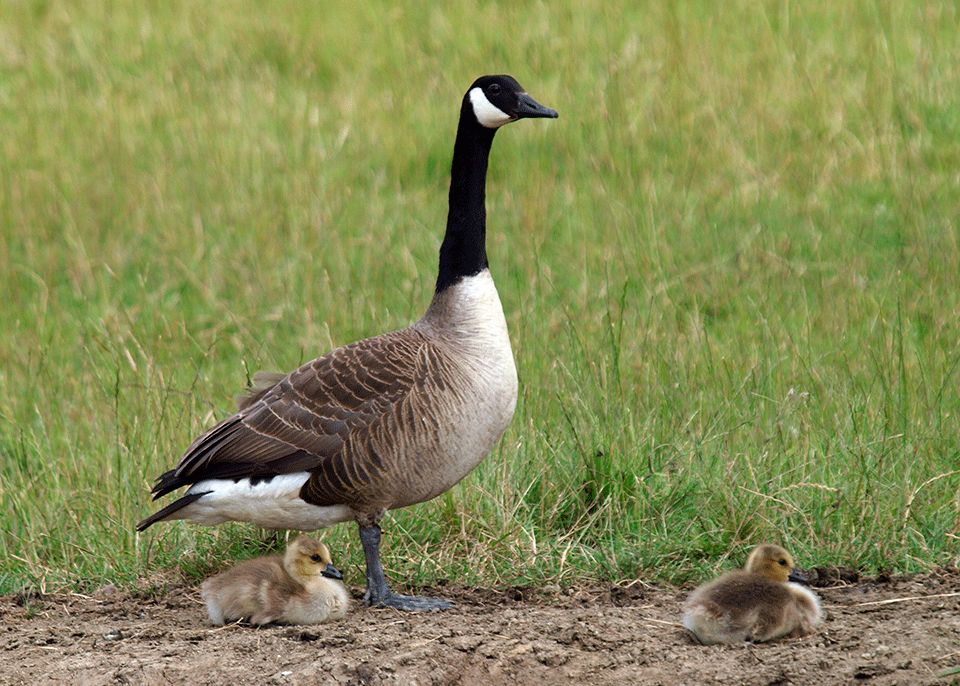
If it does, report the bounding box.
[201,535,350,626]
[682,544,822,644]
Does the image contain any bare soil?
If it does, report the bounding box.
[2,570,958,686]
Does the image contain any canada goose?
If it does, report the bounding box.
[682,544,823,644]
[137,75,558,612]
[201,535,349,625]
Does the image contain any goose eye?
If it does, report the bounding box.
[779,559,788,566]
[488,83,501,95]
[310,554,322,562]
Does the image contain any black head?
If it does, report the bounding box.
[466,74,558,129]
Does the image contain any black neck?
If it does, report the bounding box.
[434,100,497,293]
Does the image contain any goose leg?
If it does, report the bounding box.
[358,523,452,612]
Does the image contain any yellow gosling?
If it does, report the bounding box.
[201,535,350,626]
[682,544,823,644]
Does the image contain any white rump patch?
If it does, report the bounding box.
[181,473,353,530]
[469,87,512,128]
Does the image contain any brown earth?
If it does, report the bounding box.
[2,570,958,686]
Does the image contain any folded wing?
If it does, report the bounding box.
[150,329,430,501]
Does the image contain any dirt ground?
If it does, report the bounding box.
[2,569,958,686]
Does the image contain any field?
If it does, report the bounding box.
[1,0,958,629]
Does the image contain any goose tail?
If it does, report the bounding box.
[136,491,210,531]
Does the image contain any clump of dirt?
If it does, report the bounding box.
[807,565,861,586]
[1,570,957,685]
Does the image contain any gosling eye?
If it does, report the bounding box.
[778,559,788,566]
[488,83,501,95]
[310,554,322,562]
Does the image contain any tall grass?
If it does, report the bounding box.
[1,1,958,593]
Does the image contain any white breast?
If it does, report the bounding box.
[283,578,350,624]
[420,270,517,410]
[413,270,518,495]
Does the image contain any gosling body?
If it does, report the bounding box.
[201,535,349,626]
[682,544,823,644]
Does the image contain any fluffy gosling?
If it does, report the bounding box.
[201,535,350,626]
[682,544,823,644]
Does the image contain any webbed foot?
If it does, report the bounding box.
[367,591,453,612]
[358,522,454,613]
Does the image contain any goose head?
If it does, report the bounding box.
[466,74,558,129]
[744,543,807,584]
[285,535,343,581]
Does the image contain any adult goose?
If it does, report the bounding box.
[137,75,557,611]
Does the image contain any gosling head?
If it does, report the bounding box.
[744,544,807,584]
[285,535,343,582]
[466,74,558,129]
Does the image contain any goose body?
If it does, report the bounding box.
[201,535,349,625]
[166,271,516,531]
[682,544,823,644]
[138,75,557,611]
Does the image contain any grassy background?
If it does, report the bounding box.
[1,0,958,594]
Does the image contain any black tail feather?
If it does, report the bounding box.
[150,468,185,499]
[136,491,210,532]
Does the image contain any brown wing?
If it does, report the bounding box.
[235,371,287,411]
[150,327,430,499]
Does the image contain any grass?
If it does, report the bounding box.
[1,0,958,594]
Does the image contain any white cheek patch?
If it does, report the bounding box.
[469,87,513,128]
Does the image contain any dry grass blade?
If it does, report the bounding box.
[852,592,960,608]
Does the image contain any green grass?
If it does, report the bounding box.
[1,0,958,594]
